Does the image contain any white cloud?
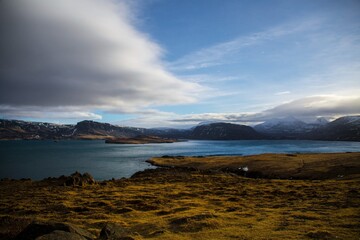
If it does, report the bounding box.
[0,0,202,118]
[263,95,360,121]
[275,91,291,96]
[0,105,102,120]
[119,95,360,128]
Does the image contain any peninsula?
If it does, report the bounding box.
[105,135,179,144]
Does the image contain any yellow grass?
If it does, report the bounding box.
[149,152,360,179]
[0,152,359,239]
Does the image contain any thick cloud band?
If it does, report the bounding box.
[0,0,200,116]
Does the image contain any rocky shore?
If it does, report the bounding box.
[1,152,359,239]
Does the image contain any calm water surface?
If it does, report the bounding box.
[1,140,359,180]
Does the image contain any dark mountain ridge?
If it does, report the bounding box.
[253,116,360,141]
[0,119,73,140]
[190,122,264,140]
[1,115,359,141]
[74,120,140,139]
[254,116,330,139]
[304,116,360,141]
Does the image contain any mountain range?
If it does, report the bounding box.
[1,115,359,141]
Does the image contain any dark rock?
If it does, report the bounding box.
[64,172,96,186]
[0,216,33,240]
[36,230,85,240]
[98,222,134,240]
[41,172,96,187]
[15,221,95,240]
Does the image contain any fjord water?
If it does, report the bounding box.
[1,140,360,180]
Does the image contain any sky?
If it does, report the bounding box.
[0,0,359,128]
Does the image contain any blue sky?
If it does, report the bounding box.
[1,0,359,127]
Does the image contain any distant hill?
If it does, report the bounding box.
[190,123,264,140]
[0,119,73,140]
[254,116,328,139]
[253,116,360,141]
[73,120,140,139]
[0,119,142,140]
[306,116,360,141]
[254,116,309,139]
[1,115,360,141]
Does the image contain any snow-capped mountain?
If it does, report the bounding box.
[308,115,360,141]
[312,117,329,126]
[254,116,310,139]
[1,115,359,141]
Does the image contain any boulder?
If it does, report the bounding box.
[15,221,95,240]
[64,172,96,186]
[36,230,85,240]
[98,222,134,240]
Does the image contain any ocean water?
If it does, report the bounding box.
[0,140,359,180]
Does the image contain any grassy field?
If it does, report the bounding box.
[149,152,360,180]
[0,153,359,239]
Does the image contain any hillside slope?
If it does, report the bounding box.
[190,123,264,140]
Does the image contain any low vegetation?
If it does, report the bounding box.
[0,153,359,239]
[149,152,360,180]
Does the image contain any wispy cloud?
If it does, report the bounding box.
[275,91,291,96]
[0,106,102,120]
[169,18,322,71]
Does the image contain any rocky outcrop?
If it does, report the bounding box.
[14,221,95,240]
[15,222,136,240]
[42,172,96,186]
[63,172,96,186]
[36,230,85,240]
[98,222,134,240]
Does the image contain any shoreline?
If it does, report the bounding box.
[1,152,359,182]
[1,152,360,181]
